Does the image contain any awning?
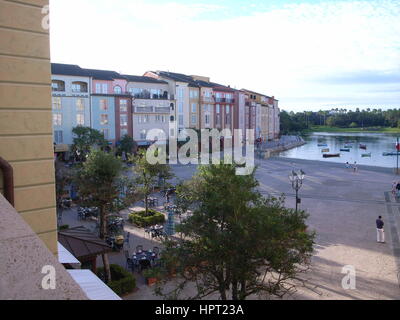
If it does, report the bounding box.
[58,226,112,262]
[57,242,81,267]
[67,270,121,300]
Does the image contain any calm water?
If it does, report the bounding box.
[279,132,400,168]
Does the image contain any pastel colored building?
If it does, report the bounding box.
[51,64,91,146]
[124,75,173,146]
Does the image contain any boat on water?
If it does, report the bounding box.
[323,153,340,158]
[318,143,328,147]
[344,145,353,148]
[359,144,367,150]
[362,153,371,157]
[321,148,330,153]
[383,152,400,156]
[340,148,350,152]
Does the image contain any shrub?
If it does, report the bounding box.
[97,264,136,296]
[58,225,69,230]
[128,209,165,227]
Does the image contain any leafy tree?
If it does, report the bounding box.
[155,163,315,300]
[117,135,137,158]
[74,150,137,282]
[55,158,72,216]
[71,126,108,161]
[132,150,173,215]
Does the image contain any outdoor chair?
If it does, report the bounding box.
[126,258,134,272]
[139,259,151,271]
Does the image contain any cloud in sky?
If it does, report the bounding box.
[49,0,400,111]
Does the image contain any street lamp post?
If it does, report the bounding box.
[289,169,306,212]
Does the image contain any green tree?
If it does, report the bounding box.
[132,150,173,215]
[71,126,108,161]
[117,135,137,158]
[74,150,137,282]
[156,163,315,300]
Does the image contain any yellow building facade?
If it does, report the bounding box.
[0,0,58,254]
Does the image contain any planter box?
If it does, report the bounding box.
[146,277,158,286]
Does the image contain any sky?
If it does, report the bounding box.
[49,0,400,112]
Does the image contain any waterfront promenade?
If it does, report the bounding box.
[167,157,400,299]
[61,156,400,299]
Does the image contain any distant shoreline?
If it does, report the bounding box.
[303,126,400,134]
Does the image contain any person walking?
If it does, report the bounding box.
[376,216,385,243]
[353,161,358,173]
[345,162,350,169]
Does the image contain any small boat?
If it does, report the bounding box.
[362,153,371,157]
[321,148,330,153]
[344,145,353,148]
[318,143,328,147]
[323,153,340,158]
[359,144,367,150]
[383,152,400,156]
[340,148,350,152]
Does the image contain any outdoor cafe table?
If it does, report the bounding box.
[132,250,157,263]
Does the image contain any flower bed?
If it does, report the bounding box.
[128,209,165,227]
[97,264,136,296]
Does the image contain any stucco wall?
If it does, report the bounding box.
[0,0,58,254]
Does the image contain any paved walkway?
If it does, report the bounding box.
[61,157,400,300]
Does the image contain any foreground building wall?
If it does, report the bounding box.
[0,0,58,254]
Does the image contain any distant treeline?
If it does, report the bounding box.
[280,108,400,134]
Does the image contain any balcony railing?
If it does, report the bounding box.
[135,106,154,113]
[154,107,170,113]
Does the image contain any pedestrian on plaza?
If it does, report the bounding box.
[353,161,358,173]
[396,182,400,198]
[376,216,385,243]
[345,162,350,169]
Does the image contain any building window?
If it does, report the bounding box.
[226,105,230,114]
[178,102,183,113]
[101,114,108,125]
[54,130,63,144]
[205,114,210,124]
[191,115,197,124]
[120,100,128,112]
[101,129,109,139]
[170,116,175,122]
[102,83,108,94]
[72,82,88,93]
[178,115,184,126]
[120,114,128,126]
[190,90,198,99]
[53,113,62,126]
[76,99,85,112]
[52,97,62,110]
[140,130,147,140]
[191,103,197,113]
[96,83,101,93]
[52,80,65,92]
[100,99,108,111]
[216,114,221,125]
[178,88,184,99]
[120,128,128,137]
[77,113,85,126]
[216,104,220,114]
[114,86,122,94]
